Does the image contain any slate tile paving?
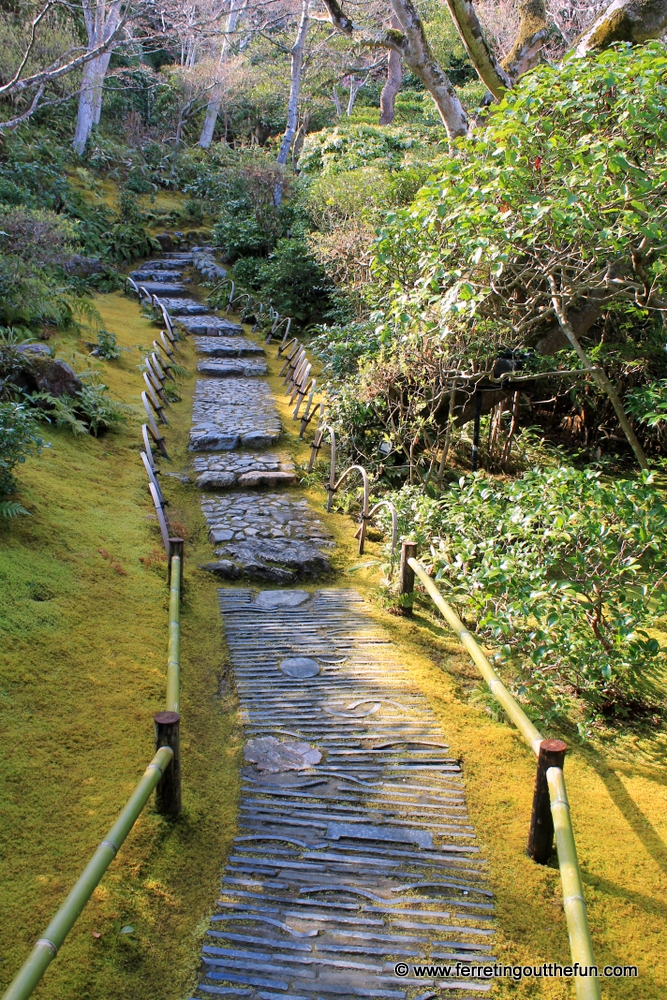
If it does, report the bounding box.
[186,589,494,1000]
[151,256,492,996]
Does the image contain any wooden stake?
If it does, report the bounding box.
[398,540,418,617]
[154,712,181,818]
[527,738,567,863]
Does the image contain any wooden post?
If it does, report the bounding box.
[168,537,184,581]
[154,711,181,818]
[527,738,567,863]
[471,389,482,472]
[398,540,417,616]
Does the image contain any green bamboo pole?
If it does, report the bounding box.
[408,558,544,754]
[407,557,601,997]
[2,747,174,1000]
[548,767,601,1000]
[166,554,181,713]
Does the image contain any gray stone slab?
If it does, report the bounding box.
[160,298,210,315]
[196,337,265,357]
[135,280,189,297]
[178,314,243,335]
[130,269,183,282]
[254,591,312,610]
[198,360,268,378]
[190,379,281,452]
[280,658,321,678]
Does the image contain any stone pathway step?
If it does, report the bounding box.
[160,298,211,316]
[178,315,244,335]
[188,589,493,999]
[194,453,296,491]
[190,379,282,452]
[201,496,333,582]
[195,337,265,357]
[198,360,268,378]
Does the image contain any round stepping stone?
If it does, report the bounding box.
[279,657,320,678]
[254,590,311,609]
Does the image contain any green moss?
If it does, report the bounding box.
[0,292,241,1000]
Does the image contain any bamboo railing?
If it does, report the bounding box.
[405,553,601,1000]
[2,276,186,1000]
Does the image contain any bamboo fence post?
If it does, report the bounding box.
[527,739,567,863]
[398,540,417,616]
[154,712,181,818]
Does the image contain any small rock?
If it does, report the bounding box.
[244,736,322,772]
[237,470,296,488]
[210,528,235,543]
[29,357,83,398]
[196,471,236,490]
[155,233,174,251]
[63,254,107,277]
[201,559,241,578]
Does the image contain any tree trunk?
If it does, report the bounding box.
[73,60,97,155]
[443,0,511,97]
[549,276,648,470]
[72,0,123,155]
[199,0,244,149]
[501,0,548,80]
[379,15,402,125]
[274,0,310,205]
[575,0,667,54]
[390,0,468,138]
[321,0,468,139]
[92,50,113,124]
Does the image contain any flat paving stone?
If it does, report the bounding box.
[130,269,183,282]
[195,337,265,357]
[190,379,282,452]
[187,590,493,1000]
[160,298,211,315]
[136,280,190,297]
[193,453,296,491]
[200,493,333,581]
[198,360,268,378]
[178,314,243,335]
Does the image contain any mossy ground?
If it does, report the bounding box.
[0,292,241,999]
[2,291,666,1000]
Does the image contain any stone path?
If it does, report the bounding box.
[134,252,336,582]
[137,253,493,997]
[191,589,494,999]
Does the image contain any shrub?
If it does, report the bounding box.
[0,400,42,495]
[232,239,336,326]
[386,468,667,730]
[93,330,122,360]
[298,123,441,175]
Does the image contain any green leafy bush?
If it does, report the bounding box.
[232,239,335,326]
[0,400,42,495]
[299,123,442,175]
[386,468,667,730]
[93,330,122,360]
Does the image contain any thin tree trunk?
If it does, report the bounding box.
[92,50,113,124]
[549,276,648,470]
[72,0,122,155]
[199,0,244,149]
[390,0,467,138]
[73,59,97,155]
[274,0,310,204]
[322,0,468,139]
[379,15,402,125]
[575,0,667,54]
